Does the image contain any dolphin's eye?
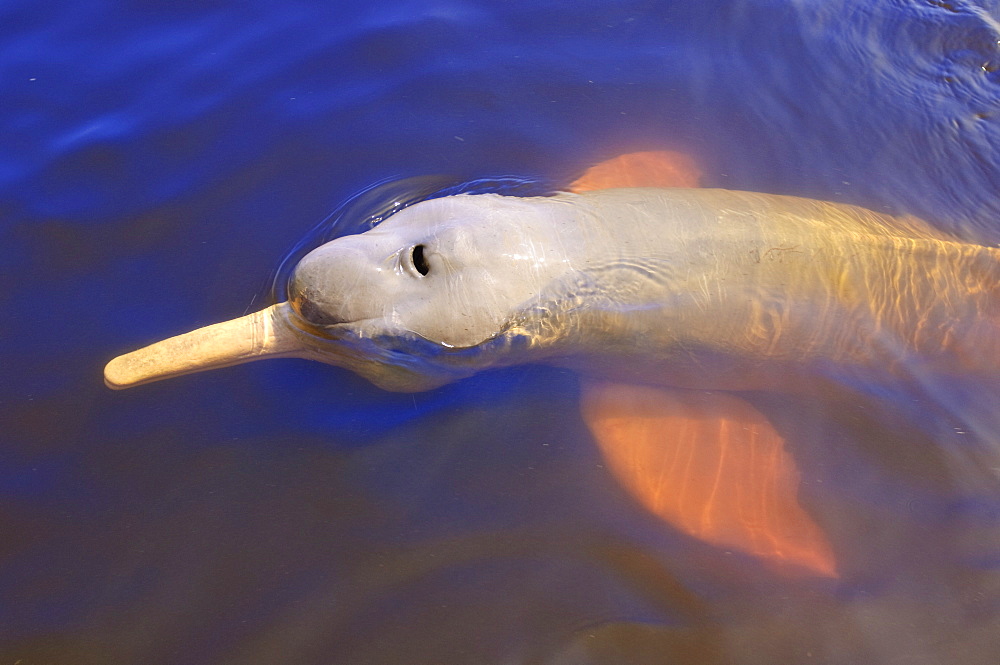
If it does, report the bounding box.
[411,244,430,276]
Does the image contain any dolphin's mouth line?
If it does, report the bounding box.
[288,293,353,328]
[280,304,356,342]
[283,305,478,352]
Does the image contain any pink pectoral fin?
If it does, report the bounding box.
[581,381,838,577]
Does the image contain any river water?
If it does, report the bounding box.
[2,1,999,663]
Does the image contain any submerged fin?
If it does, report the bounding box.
[581,382,837,577]
[104,303,306,389]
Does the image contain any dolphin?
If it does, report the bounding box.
[105,183,1000,394]
[104,152,1000,576]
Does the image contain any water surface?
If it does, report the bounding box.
[2,0,1000,663]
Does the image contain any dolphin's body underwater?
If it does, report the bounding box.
[106,187,1000,394]
[104,158,1000,577]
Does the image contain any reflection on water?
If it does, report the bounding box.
[3,0,1000,663]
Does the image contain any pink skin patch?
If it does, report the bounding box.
[569,150,703,192]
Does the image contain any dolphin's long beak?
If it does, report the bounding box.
[104,302,306,389]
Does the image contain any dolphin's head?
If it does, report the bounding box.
[104,193,587,392]
[288,193,577,349]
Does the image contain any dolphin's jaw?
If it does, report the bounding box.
[103,303,309,390]
[278,305,498,392]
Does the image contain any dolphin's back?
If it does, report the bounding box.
[572,187,958,249]
[502,188,1000,390]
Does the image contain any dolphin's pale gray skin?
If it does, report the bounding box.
[105,188,1000,393]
